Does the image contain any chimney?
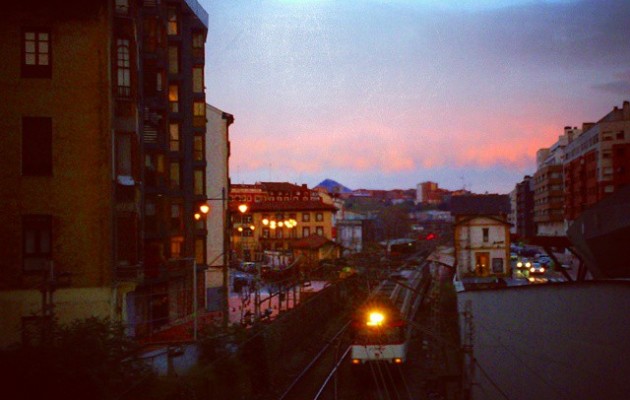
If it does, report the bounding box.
[623,101,630,120]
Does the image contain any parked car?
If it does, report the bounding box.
[529,262,546,275]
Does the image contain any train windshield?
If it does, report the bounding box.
[354,324,405,345]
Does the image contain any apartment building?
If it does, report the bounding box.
[564,101,630,222]
[230,183,337,262]
[0,0,142,347]
[0,0,211,345]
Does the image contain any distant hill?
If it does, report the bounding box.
[315,179,352,194]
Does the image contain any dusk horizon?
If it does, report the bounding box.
[203,0,630,193]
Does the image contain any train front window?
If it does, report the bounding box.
[355,325,404,345]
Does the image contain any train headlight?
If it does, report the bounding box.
[352,359,361,365]
[394,358,403,364]
[366,311,385,327]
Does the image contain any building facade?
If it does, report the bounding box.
[0,0,212,346]
[515,175,535,240]
[230,183,337,262]
[451,195,511,280]
[564,101,630,223]
[203,104,232,312]
[0,0,142,347]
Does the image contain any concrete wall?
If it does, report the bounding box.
[457,282,630,400]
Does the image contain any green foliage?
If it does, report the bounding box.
[0,317,155,400]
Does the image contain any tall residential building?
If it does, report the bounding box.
[0,0,211,346]
[533,126,581,236]
[564,101,630,223]
[515,175,535,240]
[135,0,209,337]
[0,0,142,347]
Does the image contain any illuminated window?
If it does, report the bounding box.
[170,236,183,259]
[302,213,310,222]
[22,117,52,176]
[169,123,180,151]
[116,39,131,97]
[302,227,310,237]
[167,8,178,35]
[193,135,204,161]
[168,46,179,74]
[169,84,179,112]
[193,66,204,93]
[315,212,323,221]
[22,29,51,78]
[193,101,205,127]
[316,226,324,236]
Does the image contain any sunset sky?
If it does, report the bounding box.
[201,0,630,194]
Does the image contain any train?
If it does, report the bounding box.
[350,266,428,365]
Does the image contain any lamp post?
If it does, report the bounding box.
[197,189,249,330]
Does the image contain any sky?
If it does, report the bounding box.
[201,0,630,194]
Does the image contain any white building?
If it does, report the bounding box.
[204,104,233,312]
[451,195,511,280]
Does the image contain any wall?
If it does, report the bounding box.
[457,282,630,400]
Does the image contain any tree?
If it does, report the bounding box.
[0,317,155,399]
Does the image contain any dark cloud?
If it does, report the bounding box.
[592,80,630,95]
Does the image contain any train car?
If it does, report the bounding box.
[350,295,408,364]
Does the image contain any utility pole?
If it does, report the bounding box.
[462,300,475,400]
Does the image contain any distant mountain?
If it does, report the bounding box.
[315,179,352,194]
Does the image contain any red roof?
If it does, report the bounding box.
[233,200,336,213]
[291,234,339,249]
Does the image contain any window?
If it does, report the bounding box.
[115,0,129,14]
[170,203,182,230]
[491,258,504,273]
[302,213,310,222]
[617,131,625,140]
[315,212,323,222]
[170,160,180,188]
[169,122,180,151]
[194,169,204,195]
[302,227,310,237]
[276,228,283,239]
[168,46,179,74]
[193,101,205,127]
[482,228,489,242]
[117,212,138,265]
[193,135,204,161]
[169,84,179,112]
[193,66,204,93]
[143,17,160,52]
[156,70,164,92]
[170,236,183,259]
[22,117,52,176]
[195,238,205,265]
[116,39,131,97]
[116,133,132,176]
[192,31,204,57]
[167,8,178,35]
[262,228,270,238]
[316,226,324,236]
[23,215,52,271]
[22,29,51,78]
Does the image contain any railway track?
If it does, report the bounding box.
[277,252,433,400]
